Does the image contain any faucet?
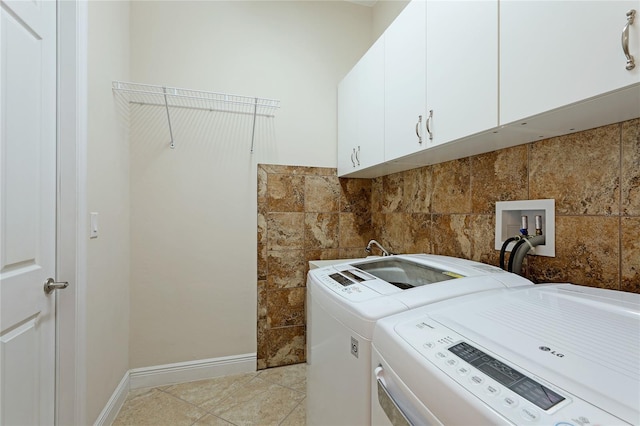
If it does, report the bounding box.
[365,240,391,256]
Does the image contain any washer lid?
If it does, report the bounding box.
[427,284,640,425]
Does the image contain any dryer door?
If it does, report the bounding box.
[372,347,443,426]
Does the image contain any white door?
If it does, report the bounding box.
[0,0,58,424]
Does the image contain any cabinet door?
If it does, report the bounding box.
[501,0,640,125]
[426,0,498,146]
[384,0,427,162]
[337,68,359,176]
[338,37,385,176]
[356,36,385,169]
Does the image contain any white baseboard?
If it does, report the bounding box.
[129,352,256,389]
[94,371,130,426]
[94,353,256,425]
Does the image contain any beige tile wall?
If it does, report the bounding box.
[257,118,639,369]
[257,165,372,369]
[372,118,639,292]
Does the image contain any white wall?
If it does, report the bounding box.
[129,1,373,169]
[128,1,373,368]
[372,0,410,41]
[79,0,411,418]
[86,1,131,422]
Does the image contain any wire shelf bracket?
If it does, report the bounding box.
[112,81,280,151]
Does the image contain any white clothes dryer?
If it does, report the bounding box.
[306,254,533,426]
[371,283,640,426]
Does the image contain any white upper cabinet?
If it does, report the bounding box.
[384,0,427,162]
[425,0,498,146]
[337,36,385,177]
[337,66,359,175]
[337,0,640,178]
[357,37,385,170]
[500,0,640,125]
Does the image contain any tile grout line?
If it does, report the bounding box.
[121,386,213,425]
[618,122,623,290]
[191,376,268,423]
[277,397,306,426]
[188,410,236,426]
[197,372,305,425]
[157,373,263,420]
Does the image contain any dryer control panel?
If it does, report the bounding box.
[395,319,630,426]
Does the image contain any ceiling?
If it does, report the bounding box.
[345,0,378,7]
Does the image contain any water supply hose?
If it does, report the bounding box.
[510,235,546,275]
[506,216,531,272]
[507,238,528,272]
[499,236,519,270]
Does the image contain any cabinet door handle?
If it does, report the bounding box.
[351,148,356,167]
[355,146,361,166]
[415,115,423,144]
[426,109,434,141]
[622,9,636,70]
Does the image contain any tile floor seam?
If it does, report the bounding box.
[194,385,254,418]
[158,389,204,412]
[188,411,214,426]
[113,365,306,425]
[214,412,243,426]
[225,377,304,424]
[202,412,240,426]
[282,386,305,396]
[278,397,305,426]
[156,387,215,416]
[162,373,261,412]
[203,376,277,420]
[256,375,306,394]
[113,387,211,426]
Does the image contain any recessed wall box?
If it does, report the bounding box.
[495,199,555,257]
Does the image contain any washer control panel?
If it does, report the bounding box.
[315,269,379,302]
[394,319,628,426]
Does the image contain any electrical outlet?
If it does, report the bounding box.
[351,336,359,358]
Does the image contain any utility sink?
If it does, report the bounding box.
[351,257,457,290]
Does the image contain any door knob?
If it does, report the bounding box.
[44,278,69,295]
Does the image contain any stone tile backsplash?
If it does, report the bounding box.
[257,118,639,369]
[528,123,621,215]
[257,165,371,369]
[372,119,639,285]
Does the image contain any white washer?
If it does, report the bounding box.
[371,283,640,426]
[306,254,533,426]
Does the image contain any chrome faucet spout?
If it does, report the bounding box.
[365,239,391,256]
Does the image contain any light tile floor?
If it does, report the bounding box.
[112,363,306,426]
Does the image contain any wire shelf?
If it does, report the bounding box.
[112,81,280,150]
